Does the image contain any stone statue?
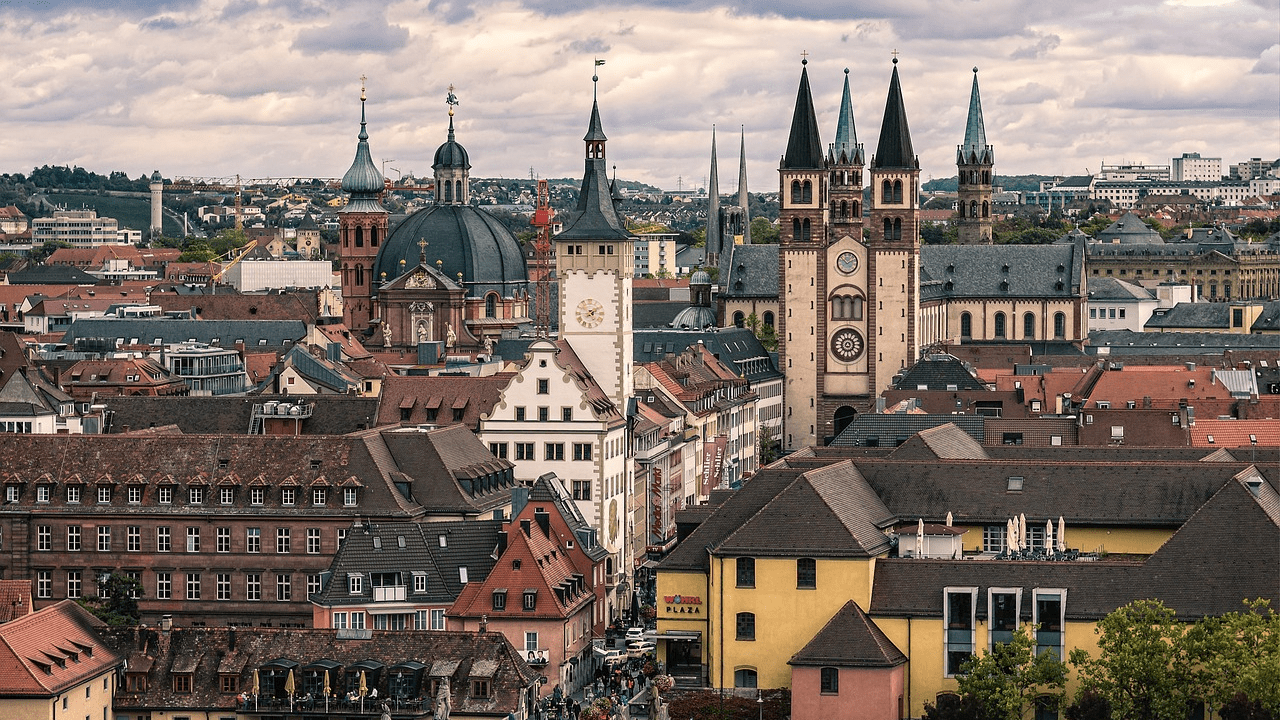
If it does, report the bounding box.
[434,681,452,720]
[383,323,392,348]
[483,336,494,356]
[417,320,429,344]
[445,323,456,349]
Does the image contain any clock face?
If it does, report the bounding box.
[836,251,859,274]
[575,298,604,328]
[831,328,865,362]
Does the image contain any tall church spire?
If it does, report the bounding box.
[957,67,994,243]
[706,126,720,267]
[782,59,824,169]
[829,68,862,165]
[958,67,993,164]
[737,127,751,245]
[872,58,917,169]
[559,70,629,241]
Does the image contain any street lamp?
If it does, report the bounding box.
[757,689,763,720]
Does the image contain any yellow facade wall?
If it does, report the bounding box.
[0,671,115,720]
[655,570,710,667]
[951,524,1173,556]
[711,555,875,689]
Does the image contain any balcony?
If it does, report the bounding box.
[373,585,406,602]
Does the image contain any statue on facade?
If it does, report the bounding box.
[483,336,495,356]
[434,681,452,720]
[445,323,457,349]
[383,323,392,348]
[417,319,429,344]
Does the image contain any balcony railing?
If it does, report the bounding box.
[373,585,406,602]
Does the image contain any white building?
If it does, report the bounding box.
[1087,278,1194,332]
[31,210,127,247]
[223,259,334,292]
[634,233,680,277]
[1171,153,1222,182]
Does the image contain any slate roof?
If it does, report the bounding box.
[377,373,513,430]
[871,62,917,170]
[557,98,632,242]
[788,600,906,668]
[526,473,609,562]
[720,243,779,299]
[1094,212,1164,244]
[635,328,782,384]
[312,519,502,607]
[1089,329,1280,352]
[378,425,518,515]
[1144,303,1232,330]
[0,600,121,696]
[782,62,824,170]
[889,423,990,461]
[99,626,534,716]
[1086,277,1154,301]
[278,344,360,392]
[634,301,689,329]
[831,414,985,448]
[716,461,893,558]
[376,205,528,300]
[63,318,306,348]
[920,244,1081,301]
[6,265,98,285]
[892,354,986,391]
[99,395,379,435]
[151,292,320,323]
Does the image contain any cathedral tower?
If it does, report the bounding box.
[338,80,388,331]
[828,69,865,235]
[704,127,722,272]
[956,67,994,244]
[434,86,470,206]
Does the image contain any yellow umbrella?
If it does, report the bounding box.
[359,670,367,697]
[285,668,296,696]
[323,670,331,696]
[252,668,260,696]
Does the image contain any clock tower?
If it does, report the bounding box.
[555,74,635,413]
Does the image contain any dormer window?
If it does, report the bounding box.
[523,589,537,611]
[492,589,508,611]
[348,573,363,595]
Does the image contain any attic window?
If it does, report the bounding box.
[372,537,381,549]
[397,536,406,548]
[1207,435,1215,444]
[459,566,468,584]
[512,559,522,570]
[1007,476,1024,492]
[439,534,448,548]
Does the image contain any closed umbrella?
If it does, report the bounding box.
[252,669,260,711]
[1057,516,1067,553]
[359,670,367,713]
[1019,513,1027,547]
[917,518,925,558]
[1045,519,1054,552]
[1006,518,1016,553]
[324,670,331,713]
[286,669,296,709]
[945,511,953,527]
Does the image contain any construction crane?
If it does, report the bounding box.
[531,179,555,337]
[208,239,258,295]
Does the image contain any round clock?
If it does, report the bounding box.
[831,328,865,362]
[575,298,604,328]
[836,251,859,274]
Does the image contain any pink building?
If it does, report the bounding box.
[789,601,907,720]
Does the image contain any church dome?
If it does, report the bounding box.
[671,305,717,329]
[433,118,471,170]
[376,205,527,297]
[689,269,711,286]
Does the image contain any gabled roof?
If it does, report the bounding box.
[378,373,513,429]
[378,425,516,515]
[920,244,1081,300]
[789,600,905,668]
[0,580,32,623]
[892,354,986,391]
[1144,302,1232,330]
[1094,212,1164,244]
[831,414,984,448]
[890,423,990,460]
[6,265,98,285]
[1087,277,1154,301]
[721,243,779,299]
[0,600,120,696]
[63,318,306,348]
[634,328,781,383]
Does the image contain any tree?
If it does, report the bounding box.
[690,227,707,248]
[927,624,1067,720]
[1069,599,1194,720]
[1064,689,1112,720]
[1184,599,1280,713]
[749,217,779,244]
[77,572,143,626]
[29,240,71,265]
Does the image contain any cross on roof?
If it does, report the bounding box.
[418,239,429,263]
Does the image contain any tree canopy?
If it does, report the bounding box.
[77,572,144,626]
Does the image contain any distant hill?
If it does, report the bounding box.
[42,192,183,236]
[923,174,1053,193]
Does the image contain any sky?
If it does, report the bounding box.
[0,0,1276,192]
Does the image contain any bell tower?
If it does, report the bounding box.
[338,77,388,331]
[957,67,994,244]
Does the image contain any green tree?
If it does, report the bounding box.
[178,240,217,263]
[928,624,1067,720]
[1069,599,1194,720]
[29,240,72,264]
[77,572,144,626]
[690,227,707,248]
[1185,599,1280,713]
[749,217,780,244]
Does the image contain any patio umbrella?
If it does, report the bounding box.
[286,669,296,709]
[324,670,330,713]
[1006,518,1016,552]
[917,518,925,558]
[1019,513,1027,547]
[1046,519,1054,551]
[359,670,367,713]
[945,511,953,527]
[252,669,260,711]
[1057,516,1067,553]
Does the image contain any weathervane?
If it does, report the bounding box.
[446,84,459,117]
[360,74,367,101]
[593,58,605,96]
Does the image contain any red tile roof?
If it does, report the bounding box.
[1191,419,1280,448]
[0,600,121,696]
[0,580,33,624]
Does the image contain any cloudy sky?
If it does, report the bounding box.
[1,0,1275,191]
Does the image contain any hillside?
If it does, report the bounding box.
[41,192,184,236]
[922,174,1053,193]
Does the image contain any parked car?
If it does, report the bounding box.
[601,649,627,666]
[625,627,646,642]
[628,641,655,658]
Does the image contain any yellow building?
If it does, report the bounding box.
[0,600,122,720]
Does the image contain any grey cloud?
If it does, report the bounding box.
[291,8,410,55]
[566,38,610,55]
[1252,44,1279,75]
[425,0,476,24]
[1004,82,1055,105]
[1010,33,1059,60]
[221,0,261,20]
[138,16,182,31]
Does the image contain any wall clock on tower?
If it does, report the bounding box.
[836,251,859,274]
[575,298,604,328]
[831,328,865,362]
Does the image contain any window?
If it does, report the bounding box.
[281,488,295,506]
[67,525,82,551]
[515,443,535,460]
[350,611,365,629]
[526,632,539,653]
[492,590,507,611]
[246,574,261,601]
[308,574,322,597]
[174,674,192,694]
[736,612,755,640]
[157,572,172,600]
[538,406,549,422]
[797,558,816,589]
[485,294,497,319]
[471,679,492,698]
[97,526,110,552]
[250,488,264,506]
[349,574,363,594]
[489,442,508,459]
[994,312,1007,339]
[37,570,51,599]
[217,574,231,600]
[1033,590,1066,658]
[216,527,230,553]
[332,612,348,629]
[276,528,291,553]
[98,486,111,504]
[276,574,291,601]
[67,570,82,599]
[220,487,234,505]
[545,443,564,460]
[246,528,261,553]
[37,525,50,551]
[344,488,358,507]
[989,588,1021,648]
[944,588,977,676]
[562,407,573,422]
[736,557,755,588]
[186,527,200,553]
[312,488,326,506]
[537,379,549,394]
[1054,312,1066,339]
[516,407,526,421]
[186,573,201,600]
[733,668,757,688]
[221,674,238,693]
[414,574,427,593]
[820,667,839,694]
[34,485,48,503]
[189,487,204,505]
[1023,312,1036,339]
[983,525,1006,553]
[67,485,81,503]
[960,312,972,338]
[573,443,593,461]
[572,480,592,501]
[431,609,446,630]
[307,528,321,554]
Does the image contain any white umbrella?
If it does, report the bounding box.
[945,511,953,527]
[917,518,925,558]
[1057,516,1067,553]
[1020,513,1027,550]
[1006,518,1016,552]
[1046,519,1054,551]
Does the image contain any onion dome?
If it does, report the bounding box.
[340,90,386,207]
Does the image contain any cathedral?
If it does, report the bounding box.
[337,85,531,353]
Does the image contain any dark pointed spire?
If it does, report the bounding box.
[559,73,630,241]
[782,59,824,169]
[830,68,860,164]
[738,127,751,245]
[340,77,386,210]
[872,58,918,170]
[707,126,720,260]
[958,67,993,165]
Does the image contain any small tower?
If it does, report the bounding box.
[828,69,865,234]
[737,127,751,246]
[338,77,388,331]
[149,170,163,239]
[433,85,470,205]
[956,67,994,244]
[704,127,722,271]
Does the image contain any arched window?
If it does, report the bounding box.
[733,311,745,328]
[802,180,813,204]
[969,200,978,218]
[840,200,848,221]
[485,294,497,319]
[801,218,811,243]
[370,226,378,247]
[733,668,757,688]
[355,264,364,287]
[354,226,364,248]
[735,612,755,640]
[893,218,902,240]
[852,200,860,217]
[792,218,801,241]
[791,180,802,204]
[882,179,893,203]
[455,180,463,201]
[1054,312,1066,339]
[893,180,903,204]
[444,181,453,203]
[994,312,1006,339]
[982,170,991,184]
[1023,312,1036,339]
[820,667,839,694]
[851,296,863,320]
[960,312,972,338]
[762,311,775,328]
[796,558,816,589]
[883,218,892,240]
[834,406,857,437]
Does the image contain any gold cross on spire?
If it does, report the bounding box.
[360,74,367,101]
[891,48,900,62]
[417,239,429,263]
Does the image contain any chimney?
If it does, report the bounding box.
[509,485,529,520]
[478,614,488,633]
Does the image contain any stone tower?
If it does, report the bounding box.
[338,81,388,332]
[956,67,994,244]
[149,170,163,239]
